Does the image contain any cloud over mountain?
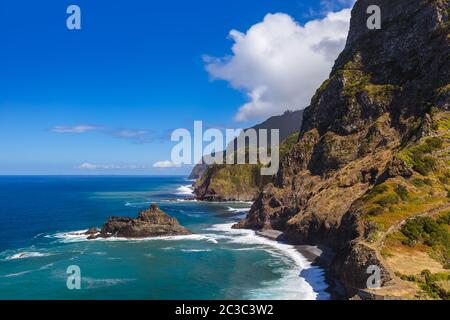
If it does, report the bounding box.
[204,7,352,121]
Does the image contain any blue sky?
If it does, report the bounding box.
[0,0,354,175]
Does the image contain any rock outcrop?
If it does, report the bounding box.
[190,110,303,199]
[235,0,449,299]
[193,132,300,201]
[193,164,270,201]
[89,204,191,239]
[188,163,209,180]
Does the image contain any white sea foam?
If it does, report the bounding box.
[181,249,212,253]
[49,229,219,244]
[92,251,107,256]
[2,270,34,278]
[41,207,327,299]
[183,213,202,218]
[125,201,151,208]
[0,263,54,278]
[226,206,250,220]
[176,185,194,195]
[168,198,198,203]
[5,251,53,260]
[205,223,329,300]
[50,230,91,243]
[227,207,251,213]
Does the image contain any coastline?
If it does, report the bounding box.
[189,179,343,300]
[255,229,346,300]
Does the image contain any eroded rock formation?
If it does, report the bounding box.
[89,204,191,239]
[235,0,450,298]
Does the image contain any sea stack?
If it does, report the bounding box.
[88,203,191,239]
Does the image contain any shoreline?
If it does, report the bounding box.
[255,229,346,300]
[185,183,346,299]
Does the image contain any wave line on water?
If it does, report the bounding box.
[205,222,330,300]
[48,229,219,244]
[175,184,194,196]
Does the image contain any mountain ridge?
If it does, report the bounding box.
[188,110,303,180]
[235,0,450,299]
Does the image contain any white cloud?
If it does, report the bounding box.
[204,7,352,121]
[152,160,182,169]
[78,162,100,170]
[51,125,98,133]
[51,125,154,144]
[77,162,151,170]
[113,129,148,138]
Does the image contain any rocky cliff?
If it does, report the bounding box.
[89,204,191,239]
[235,0,450,299]
[193,132,300,201]
[188,163,209,180]
[189,110,303,181]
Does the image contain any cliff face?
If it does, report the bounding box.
[193,164,269,201]
[192,110,303,201]
[193,132,299,201]
[188,163,209,180]
[236,0,449,298]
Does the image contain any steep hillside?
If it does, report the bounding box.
[188,110,303,180]
[191,110,303,200]
[235,0,449,299]
[193,132,300,201]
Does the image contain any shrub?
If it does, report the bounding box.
[376,193,400,207]
[401,216,450,266]
[412,155,437,176]
[402,217,448,246]
[419,271,450,300]
[437,211,450,225]
[405,138,442,175]
[425,137,443,150]
[412,178,433,187]
[363,184,388,201]
[400,270,450,300]
[367,206,384,216]
[439,175,450,185]
[412,178,426,187]
[439,172,450,185]
[394,184,409,200]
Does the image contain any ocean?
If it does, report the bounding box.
[0,176,329,299]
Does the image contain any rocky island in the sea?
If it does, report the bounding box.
[87,203,191,239]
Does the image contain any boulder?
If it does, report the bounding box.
[90,204,191,239]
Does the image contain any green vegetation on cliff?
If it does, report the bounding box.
[400,212,450,266]
[234,0,450,299]
[400,137,443,175]
[194,131,301,201]
[195,163,264,201]
[279,132,299,159]
[400,270,450,300]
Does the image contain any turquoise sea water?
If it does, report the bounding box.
[0,176,329,299]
